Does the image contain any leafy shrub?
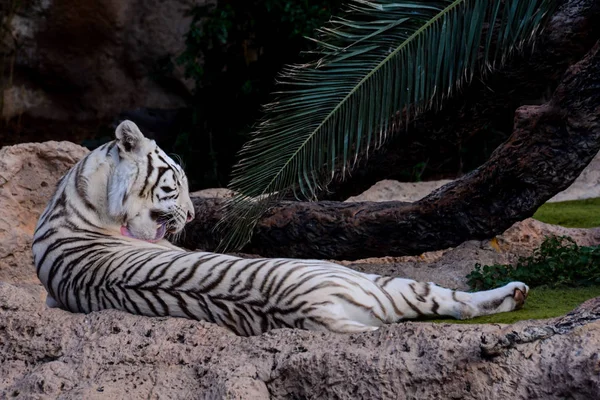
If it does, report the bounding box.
[467,236,600,290]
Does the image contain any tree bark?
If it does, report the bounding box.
[179,39,600,260]
[318,0,600,200]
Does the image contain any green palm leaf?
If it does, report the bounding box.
[216,0,558,251]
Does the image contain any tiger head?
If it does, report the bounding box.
[108,120,195,242]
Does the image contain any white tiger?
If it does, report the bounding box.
[32,121,528,336]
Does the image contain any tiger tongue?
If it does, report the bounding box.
[120,223,166,243]
[153,223,167,241]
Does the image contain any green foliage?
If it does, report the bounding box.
[533,197,600,228]
[218,0,559,251]
[432,286,600,324]
[176,0,344,188]
[467,236,600,291]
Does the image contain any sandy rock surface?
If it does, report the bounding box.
[190,188,236,199]
[345,179,453,203]
[0,142,89,284]
[350,149,600,205]
[2,281,599,399]
[548,148,600,202]
[1,141,599,398]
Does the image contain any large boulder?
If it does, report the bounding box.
[2,0,210,141]
[1,281,599,399]
[548,148,600,202]
[1,141,599,398]
[0,141,88,284]
[344,179,453,203]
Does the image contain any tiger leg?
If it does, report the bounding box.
[373,277,528,320]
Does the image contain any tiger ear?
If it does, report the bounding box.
[115,120,145,153]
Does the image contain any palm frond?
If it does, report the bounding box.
[216,0,558,251]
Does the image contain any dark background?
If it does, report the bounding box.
[1,0,523,193]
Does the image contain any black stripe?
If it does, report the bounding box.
[283,281,345,307]
[149,289,171,315]
[145,252,190,283]
[276,271,323,304]
[133,288,161,316]
[332,292,385,323]
[171,254,221,287]
[38,237,91,283]
[378,286,404,318]
[362,289,388,321]
[259,261,286,294]
[301,300,334,315]
[121,250,158,281]
[149,166,169,199]
[74,156,97,212]
[106,141,116,157]
[431,298,440,315]
[401,293,424,317]
[32,227,59,246]
[268,264,305,298]
[452,290,467,305]
[197,261,236,293]
[229,259,265,292]
[118,282,144,315]
[38,189,67,227]
[68,203,103,230]
[233,308,253,336]
[238,261,267,293]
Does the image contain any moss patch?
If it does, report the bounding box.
[533,197,600,228]
[428,286,600,325]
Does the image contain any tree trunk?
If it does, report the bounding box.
[179,39,600,260]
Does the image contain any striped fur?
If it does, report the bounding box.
[33,121,529,336]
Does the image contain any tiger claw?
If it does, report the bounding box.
[513,288,527,310]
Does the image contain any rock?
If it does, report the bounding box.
[0,142,88,284]
[345,179,453,203]
[548,149,600,202]
[1,281,599,398]
[1,142,599,398]
[190,188,236,199]
[2,0,211,139]
[497,218,600,256]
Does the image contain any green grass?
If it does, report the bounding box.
[429,286,600,325]
[533,197,600,228]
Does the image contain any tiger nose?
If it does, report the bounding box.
[186,210,195,222]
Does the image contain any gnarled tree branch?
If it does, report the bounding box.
[178,37,600,260]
